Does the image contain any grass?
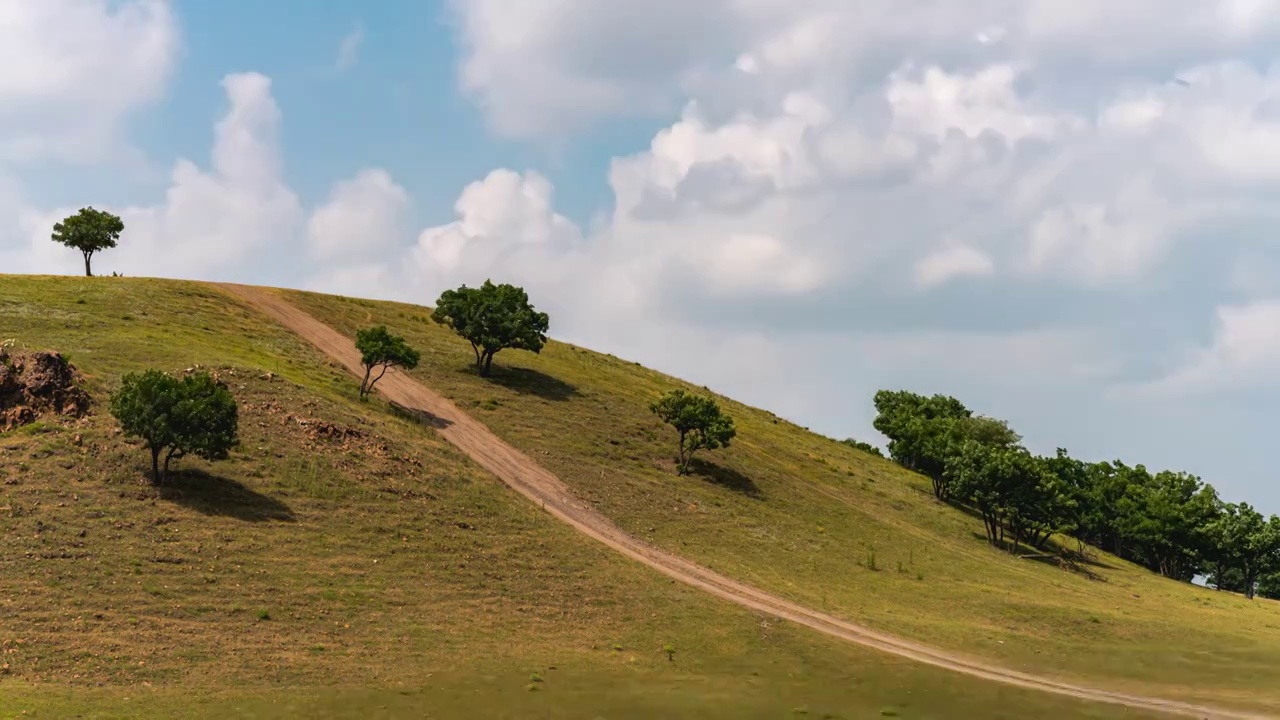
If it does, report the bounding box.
[0,275,1155,719]
[282,284,1280,714]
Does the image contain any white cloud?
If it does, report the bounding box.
[1024,180,1174,283]
[16,73,303,281]
[308,169,409,262]
[886,64,1074,142]
[1145,301,1280,394]
[434,0,1280,514]
[0,0,178,163]
[413,169,581,275]
[336,25,364,70]
[915,243,995,288]
[449,0,1280,139]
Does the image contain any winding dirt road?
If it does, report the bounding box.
[218,282,1268,720]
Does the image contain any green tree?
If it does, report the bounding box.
[431,280,550,377]
[1208,505,1280,599]
[650,389,736,475]
[109,370,239,484]
[354,325,420,400]
[1257,571,1280,601]
[51,207,124,277]
[840,438,883,457]
[946,441,1058,551]
[872,390,1020,501]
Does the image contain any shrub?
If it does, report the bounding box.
[109,369,238,484]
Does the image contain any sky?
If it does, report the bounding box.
[3,0,1280,515]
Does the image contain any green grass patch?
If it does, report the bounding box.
[0,275,1263,718]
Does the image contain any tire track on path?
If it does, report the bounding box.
[217,282,1268,720]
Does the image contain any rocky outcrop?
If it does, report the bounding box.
[0,349,91,431]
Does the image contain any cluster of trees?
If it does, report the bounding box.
[872,390,1280,600]
[352,279,551,396]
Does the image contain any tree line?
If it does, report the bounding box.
[870,390,1280,599]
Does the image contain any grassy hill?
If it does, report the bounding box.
[0,275,1276,718]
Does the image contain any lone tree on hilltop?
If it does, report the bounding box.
[109,369,239,484]
[431,280,550,377]
[355,325,420,400]
[650,389,736,475]
[51,207,124,277]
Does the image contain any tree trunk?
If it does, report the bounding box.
[83,252,93,277]
[931,475,947,501]
[471,343,482,372]
[150,446,161,484]
[361,364,389,399]
[982,512,1000,546]
[481,351,495,377]
[677,431,689,474]
[360,365,373,399]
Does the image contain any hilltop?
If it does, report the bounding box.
[1,275,1277,719]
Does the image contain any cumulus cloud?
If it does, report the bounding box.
[0,0,178,163]
[412,169,581,277]
[1144,301,1280,395]
[450,0,1280,138]
[915,243,995,288]
[308,169,409,262]
[23,73,304,281]
[432,0,1280,511]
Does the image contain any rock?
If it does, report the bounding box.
[0,350,90,431]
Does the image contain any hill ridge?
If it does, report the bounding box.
[216,282,1267,720]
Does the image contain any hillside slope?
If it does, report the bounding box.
[0,275,1158,720]
[282,285,1280,715]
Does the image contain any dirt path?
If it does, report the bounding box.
[217,282,1268,720]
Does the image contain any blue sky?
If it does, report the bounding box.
[36,1,640,228]
[5,1,1280,515]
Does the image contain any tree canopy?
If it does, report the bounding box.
[872,386,1280,596]
[873,390,1019,500]
[354,325,420,400]
[51,207,124,277]
[650,389,736,475]
[109,370,239,484]
[841,438,883,457]
[431,280,550,377]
